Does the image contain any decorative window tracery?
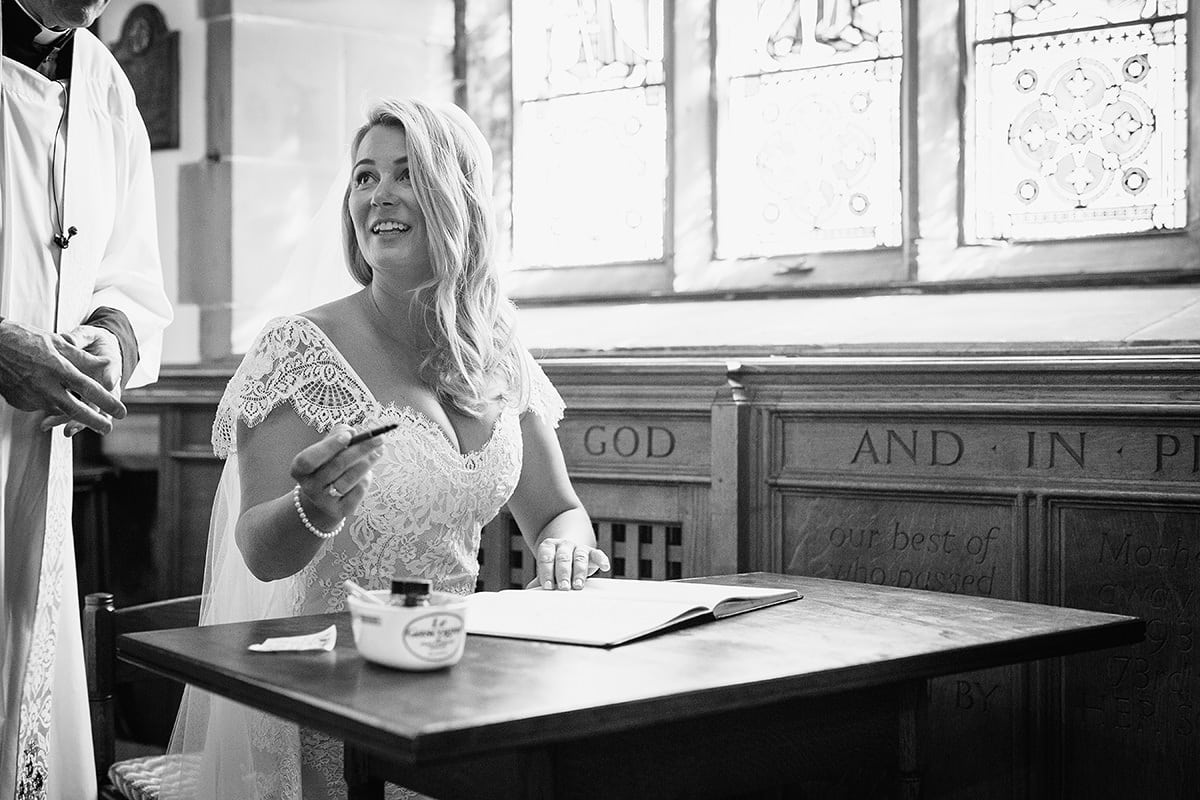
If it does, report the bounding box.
[969,0,1188,241]
[488,0,1198,293]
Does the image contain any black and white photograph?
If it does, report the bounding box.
[1,1,1195,798]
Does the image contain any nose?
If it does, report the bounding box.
[371,177,400,206]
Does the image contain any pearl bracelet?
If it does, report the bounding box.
[292,484,344,539]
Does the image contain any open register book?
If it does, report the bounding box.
[464,578,801,647]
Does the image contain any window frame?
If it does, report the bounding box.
[925,1,1200,282]
[462,1,1200,303]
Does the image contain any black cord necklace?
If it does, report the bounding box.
[49,74,76,249]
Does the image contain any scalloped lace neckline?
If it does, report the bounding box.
[287,315,506,460]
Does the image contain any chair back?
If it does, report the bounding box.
[84,592,202,790]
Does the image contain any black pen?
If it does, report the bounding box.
[347,422,399,446]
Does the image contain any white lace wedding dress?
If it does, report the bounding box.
[163,315,563,800]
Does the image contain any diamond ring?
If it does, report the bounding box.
[326,484,343,499]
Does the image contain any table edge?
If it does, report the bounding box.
[119,612,1143,763]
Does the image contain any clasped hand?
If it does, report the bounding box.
[290,424,385,530]
[0,320,124,436]
[529,537,611,591]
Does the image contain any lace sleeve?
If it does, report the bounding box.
[521,349,565,429]
[211,316,371,458]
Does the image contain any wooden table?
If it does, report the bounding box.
[119,573,1143,799]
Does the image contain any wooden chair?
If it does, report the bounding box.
[84,592,202,800]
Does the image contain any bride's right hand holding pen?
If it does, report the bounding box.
[290,423,397,530]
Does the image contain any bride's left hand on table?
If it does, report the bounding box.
[527,537,611,591]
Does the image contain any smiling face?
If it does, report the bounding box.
[22,0,111,29]
[347,125,431,284]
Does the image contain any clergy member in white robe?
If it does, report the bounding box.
[0,0,173,797]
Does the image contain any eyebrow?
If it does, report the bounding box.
[353,156,410,170]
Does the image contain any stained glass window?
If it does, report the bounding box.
[512,0,666,268]
[716,0,904,259]
[969,0,1188,242]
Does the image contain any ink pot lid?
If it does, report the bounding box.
[391,576,432,605]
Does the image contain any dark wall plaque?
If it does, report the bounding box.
[1058,503,1200,800]
[112,4,180,150]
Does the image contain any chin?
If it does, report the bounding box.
[52,2,108,28]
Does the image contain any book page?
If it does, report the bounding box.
[464,579,800,646]
[465,588,708,646]
[574,578,796,608]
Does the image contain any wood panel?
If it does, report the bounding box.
[557,413,711,477]
[780,490,1019,598]
[122,360,739,597]
[122,369,229,598]
[741,353,1200,800]
[1049,500,1200,800]
[539,359,737,578]
[113,352,1198,799]
[780,488,1027,800]
[543,358,727,480]
[778,415,1200,485]
[478,481,704,591]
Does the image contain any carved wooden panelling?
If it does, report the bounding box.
[115,355,1199,797]
[1054,502,1200,800]
[924,667,1026,800]
[781,490,1024,800]
[558,413,711,477]
[780,417,1200,484]
[781,492,1018,598]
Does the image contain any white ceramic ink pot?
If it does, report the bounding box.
[348,590,468,671]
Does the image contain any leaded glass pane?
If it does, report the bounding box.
[512,0,666,267]
[976,0,1186,41]
[513,87,666,267]
[716,0,903,258]
[720,0,903,77]
[718,61,903,257]
[970,20,1188,241]
[513,0,665,99]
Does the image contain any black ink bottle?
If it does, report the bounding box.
[390,576,432,607]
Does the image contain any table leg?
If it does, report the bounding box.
[896,679,929,800]
[345,743,385,800]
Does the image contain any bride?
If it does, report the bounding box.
[163,98,609,800]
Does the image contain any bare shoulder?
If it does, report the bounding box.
[301,295,367,341]
[303,294,359,327]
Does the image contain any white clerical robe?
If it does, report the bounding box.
[0,28,173,800]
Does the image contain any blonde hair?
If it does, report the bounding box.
[342,99,523,417]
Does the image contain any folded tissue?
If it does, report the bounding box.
[248,624,337,653]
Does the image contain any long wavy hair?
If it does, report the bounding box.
[342,99,524,417]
